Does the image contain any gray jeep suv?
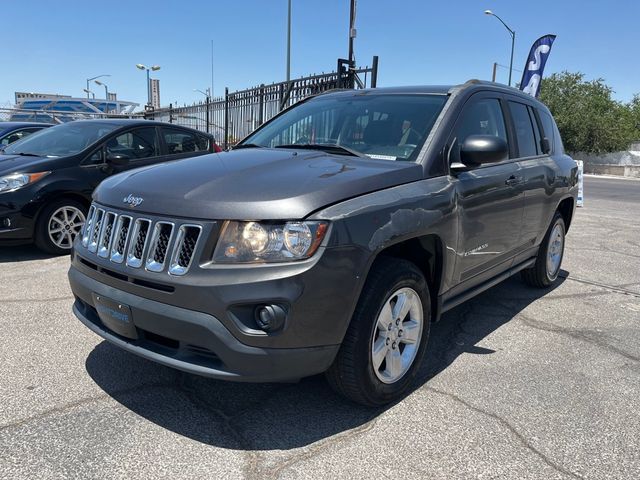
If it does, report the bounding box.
[69,81,577,406]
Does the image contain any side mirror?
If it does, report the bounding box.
[458,135,508,168]
[106,152,131,166]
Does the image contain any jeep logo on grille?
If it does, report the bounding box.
[123,194,144,208]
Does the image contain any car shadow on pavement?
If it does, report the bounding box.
[0,245,54,263]
[85,272,567,451]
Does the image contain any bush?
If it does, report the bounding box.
[539,72,638,154]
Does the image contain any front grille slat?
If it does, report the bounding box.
[126,219,152,268]
[98,212,117,258]
[88,209,105,253]
[81,205,96,247]
[110,215,132,264]
[145,222,174,272]
[81,204,204,277]
[168,225,202,276]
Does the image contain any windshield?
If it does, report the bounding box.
[241,93,448,162]
[3,121,120,157]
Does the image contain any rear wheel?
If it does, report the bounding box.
[326,258,431,406]
[34,199,87,255]
[521,211,566,288]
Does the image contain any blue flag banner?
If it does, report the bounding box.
[520,34,556,97]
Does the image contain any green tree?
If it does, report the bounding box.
[539,72,637,154]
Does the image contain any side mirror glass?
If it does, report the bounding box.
[106,152,131,166]
[458,135,508,168]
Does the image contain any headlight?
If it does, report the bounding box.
[0,172,50,193]
[213,220,329,263]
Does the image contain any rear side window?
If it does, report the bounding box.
[450,98,508,164]
[107,127,159,160]
[508,101,538,158]
[538,110,556,154]
[162,128,209,154]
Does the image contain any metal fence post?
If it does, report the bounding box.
[224,87,229,150]
[169,104,174,123]
[258,84,265,126]
[206,97,211,134]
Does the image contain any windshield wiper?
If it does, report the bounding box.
[233,143,265,150]
[10,152,41,157]
[274,143,366,158]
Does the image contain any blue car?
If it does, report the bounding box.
[0,122,52,149]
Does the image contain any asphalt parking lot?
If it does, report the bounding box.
[0,175,638,479]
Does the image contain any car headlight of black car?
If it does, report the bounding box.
[0,172,50,193]
[213,220,329,263]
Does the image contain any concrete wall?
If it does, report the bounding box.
[572,150,640,166]
[584,164,640,178]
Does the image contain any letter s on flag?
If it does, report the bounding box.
[519,35,556,98]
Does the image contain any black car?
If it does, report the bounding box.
[69,81,577,406]
[0,119,218,253]
[0,122,52,149]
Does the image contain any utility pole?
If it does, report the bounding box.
[211,40,219,98]
[286,0,292,82]
[348,0,356,65]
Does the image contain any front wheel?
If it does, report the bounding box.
[34,199,87,255]
[521,211,566,288]
[326,258,431,406]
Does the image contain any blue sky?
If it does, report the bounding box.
[1,0,638,109]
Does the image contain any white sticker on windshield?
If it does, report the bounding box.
[367,154,397,161]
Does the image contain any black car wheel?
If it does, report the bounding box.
[521,211,566,288]
[326,257,431,406]
[35,199,87,255]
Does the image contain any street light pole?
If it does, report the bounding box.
[94,80,110,113]
[484,10,516,86]
[136,64,161,107]
[286,0,291,83]
[85,74,110,99]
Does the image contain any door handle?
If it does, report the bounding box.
[505,175,523,186]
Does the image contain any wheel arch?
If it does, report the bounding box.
[557,196,575,232]
[371,233,445,323]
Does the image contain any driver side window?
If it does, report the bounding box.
[449,98,508,165]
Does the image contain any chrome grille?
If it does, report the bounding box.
[88,209,105,253]
[126,219,151,268]
[169,225,202,276]
[80,204,204,276]
[110,216,132,264]
[81,205,96,247]
[97,212,117,258]
[145,222,174,272]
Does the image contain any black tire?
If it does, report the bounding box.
[326,257,431,406]
[521,211,566,288]
[34,198,88,255]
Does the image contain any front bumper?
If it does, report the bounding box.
[0,190,38,243]
[70,266,340,382]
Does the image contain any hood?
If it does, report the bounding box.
[0,154,69,175]
[94,148,423,220]
[0,154,50,174]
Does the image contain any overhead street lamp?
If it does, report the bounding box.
[82,88,95,99]
[136,64,161,106]
[86,74,110,99]
[94,80,110,113]
[484,10,516,86]
[193,88,211,98]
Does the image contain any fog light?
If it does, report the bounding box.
[255,304,287,332]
